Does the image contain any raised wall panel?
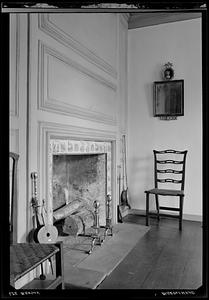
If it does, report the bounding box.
[39,14,117,79]
[38,42,117,125]
[117,14,128,135]
[10,15,20,117]
[9,129,19,153]
[9,128,19,206]
[9,129,19,245]
[10,14,28,243]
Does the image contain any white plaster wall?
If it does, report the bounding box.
[128,19,202,218]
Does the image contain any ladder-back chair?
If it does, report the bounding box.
[144,149,187,230]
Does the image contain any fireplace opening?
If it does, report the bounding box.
[52,153,107,235]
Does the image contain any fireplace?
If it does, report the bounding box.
[47,138,112,233]
[53,153,107,225]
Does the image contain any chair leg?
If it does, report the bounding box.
[146,193,149,226]
[179,196,184,231]
[155,194,160,221]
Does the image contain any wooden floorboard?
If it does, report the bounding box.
[97,214,202,290]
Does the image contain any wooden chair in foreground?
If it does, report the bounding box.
[9,152,65,289]
[144,149,187,230]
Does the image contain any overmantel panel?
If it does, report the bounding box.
[38,13,117,79]
[38,41,117,125]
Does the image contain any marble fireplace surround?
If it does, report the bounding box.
[37,122,117,228]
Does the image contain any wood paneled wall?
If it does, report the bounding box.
[10,13,128,240]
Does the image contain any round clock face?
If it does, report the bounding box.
[164,67,174,80]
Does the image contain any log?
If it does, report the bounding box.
[75,208,95,232]
[72,196,94,212]
[62,215,83,236]
[53,199,82,222]
[63,208,94,236]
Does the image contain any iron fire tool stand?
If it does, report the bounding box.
[102,194,113,239]
[86,200,104,255]
[86,195,113,254]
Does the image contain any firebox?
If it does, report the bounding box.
[48,139,112,234]
[53,153,106,224]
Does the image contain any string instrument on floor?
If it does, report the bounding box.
[120,135,131,209]
[31,172,58,244]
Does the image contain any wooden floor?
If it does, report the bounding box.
[97,214,202,290]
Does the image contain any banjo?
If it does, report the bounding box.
[31,172,58,244]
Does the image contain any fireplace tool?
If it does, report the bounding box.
[103,194,113,239]
[86,200,104,255]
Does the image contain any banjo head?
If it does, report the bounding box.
[37,225,58,243]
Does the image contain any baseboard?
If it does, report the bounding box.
[182,213,202,222]
[129,209,202,223]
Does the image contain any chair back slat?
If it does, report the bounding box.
[154,149,187,190]
[157,169,183,174]
[156,159,184,164]
[157,179,182,184]
[155,149,186,154]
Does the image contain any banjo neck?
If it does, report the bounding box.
[31,172,43,228]
[32,197,42,228]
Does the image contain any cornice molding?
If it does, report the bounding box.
[128,12,201,29]
[120,13,130,26]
